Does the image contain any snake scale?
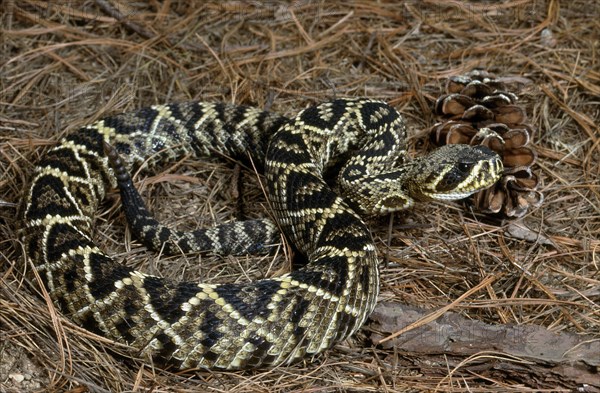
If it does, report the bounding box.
[21,98,502,370]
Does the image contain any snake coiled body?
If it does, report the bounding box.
[22,98,502,370]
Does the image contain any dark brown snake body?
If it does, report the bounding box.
[22,98,502,370]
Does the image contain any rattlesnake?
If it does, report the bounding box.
[22,98,502,370]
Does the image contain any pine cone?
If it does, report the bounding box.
[433,70,525,126]
[430,70,542,218]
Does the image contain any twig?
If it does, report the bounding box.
[94,0,155,40]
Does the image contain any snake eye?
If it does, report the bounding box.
[457,162,473,173]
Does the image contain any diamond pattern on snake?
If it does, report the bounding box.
[22,98,502,370]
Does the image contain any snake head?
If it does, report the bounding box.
[410,144,503,201]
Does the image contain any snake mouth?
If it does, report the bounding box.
[451,157,502,197]
[429,190,477,201]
